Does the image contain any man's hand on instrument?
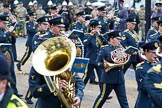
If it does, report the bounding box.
[58,80,68,92]
[73,96,80,107]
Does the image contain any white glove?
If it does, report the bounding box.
[9,26,14,32]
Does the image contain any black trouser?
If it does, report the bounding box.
[19,46,32,65]
[83,64,101,85]
[25,89,32,99]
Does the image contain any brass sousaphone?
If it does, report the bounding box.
[32,36,76,108]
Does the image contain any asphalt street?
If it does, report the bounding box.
[15,37,137,108]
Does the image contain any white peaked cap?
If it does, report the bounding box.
[86,1,92,6]
[124,3,129,8]
[14,0,18,4]
[28,1,33,6]
[47,0,53,5]
[33,0,38,4]
[68,1,73,6]
[62,1,67,5]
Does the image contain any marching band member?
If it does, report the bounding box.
[122,16,139,74]
[16,11,38,71]
[146,16,160,41]
[149,19,162,41]
[93,30,129,108]
[73,10,87,33]
[83,19,107,85]
[143,35,162,108]
[95,6,111,34]
[135,40,159,108]
[25,16,50,104]
[29,16,85,108]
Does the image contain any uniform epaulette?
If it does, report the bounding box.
[25,21,29,24]
[84,33,90,35]
[150,32,158,38]
[136,61,144,68]
[123,29,129,32]
[101,44,109,48]
[148,64,161,73]
[36,32,41,35]
[38,32,48,38]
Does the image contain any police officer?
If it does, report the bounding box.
[73,10,87,33]
[122,16,139,74]
[29,16,85,108]
[0,15,22,97]
[83,19,107,85]
[146,16,160,41]
[17,12,38,71]
[0,53,28,108]
[93,31,129,108]
[135,40,159,108]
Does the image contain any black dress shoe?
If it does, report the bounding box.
[25,98,33,104]
[15,93,23,98]
[89,80,99,85]
[16,63,22,71]
[14,59,20,62]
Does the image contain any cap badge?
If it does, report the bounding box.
[45,18,48,21]
[6,17,9,21]
[61,18,64,23]
[154,42,159,48]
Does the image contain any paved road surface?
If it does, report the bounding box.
[15,37,137,108]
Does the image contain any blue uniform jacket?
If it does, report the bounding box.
[122,29,139,62]
[32,31,48,52]
[26,21,38,46]
[144,65,162,108]
[0,29,11,43]
[31,31,85,108]
[73,22,87,33]
[96,45,124,84]
[29,67,85,108]
[146,27,158,41]
[84,34,107,64]
[135,60,153,108]
[95,16,109,34]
